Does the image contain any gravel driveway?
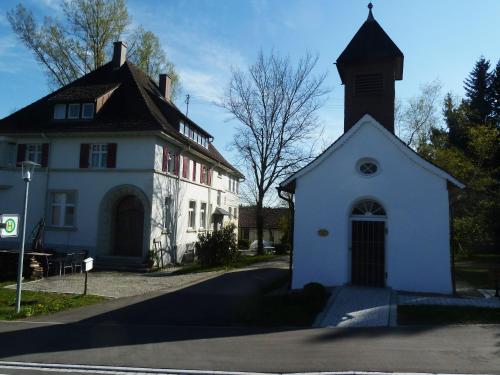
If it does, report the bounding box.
[5,269,223,298]
[5,257,289,298]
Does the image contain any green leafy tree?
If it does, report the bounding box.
[8,0,179,96]
[127,27,180,99]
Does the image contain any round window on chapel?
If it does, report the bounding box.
[357,159,380,176]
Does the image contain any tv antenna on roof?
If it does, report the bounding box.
[185,94,191,116]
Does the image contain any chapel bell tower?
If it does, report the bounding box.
[336,3,404,134]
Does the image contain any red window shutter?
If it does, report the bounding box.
[107,143,117,168]
[162,146,168,172]
[16,144,26,165]
[182,156,189,178]
[173,154,179,176]
[79,144,90,168]
[41,143,49,167]
[200,165,204,184]
[192,161,196,181]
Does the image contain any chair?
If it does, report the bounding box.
[72,251,87,273]
[44,250,63,277]
[62,253,74,275]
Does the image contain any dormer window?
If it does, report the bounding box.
[180,121,209,148]
[68,103,81,119]
[54,104,66,119]
[82,103,95,119]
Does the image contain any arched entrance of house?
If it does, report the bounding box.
[113,195,144,257]
[350,199,386,287]
[97,185,150,259]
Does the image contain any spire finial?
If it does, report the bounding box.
[367,2,374,21]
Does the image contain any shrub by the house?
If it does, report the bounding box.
[196,224,239,266]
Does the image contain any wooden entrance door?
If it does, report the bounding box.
[114,195,144,257]
[351,220,385,287]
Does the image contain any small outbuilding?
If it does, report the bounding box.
[279,5,464,294]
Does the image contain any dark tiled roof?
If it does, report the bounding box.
[0,60,243,177]
[238,206,289,229]
[336,11,404,82]
[48,83,120,101]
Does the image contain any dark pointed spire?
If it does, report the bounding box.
[367,2,374,21]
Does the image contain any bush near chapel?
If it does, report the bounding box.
[195,224,239,266]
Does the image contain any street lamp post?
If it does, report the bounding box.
[15,160,39,314]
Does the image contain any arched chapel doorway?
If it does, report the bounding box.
[350,199,386,287]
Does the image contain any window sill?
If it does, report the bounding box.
[187,229,197,233]
[46,226,77,232]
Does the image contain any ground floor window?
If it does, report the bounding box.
[200,202,207,230]
[49,191,76,227]
[188,200,196,230]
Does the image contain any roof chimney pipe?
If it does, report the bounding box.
[159,73,172,101]
[112,41,127,69]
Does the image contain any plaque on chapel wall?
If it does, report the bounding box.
[318,229,329,237]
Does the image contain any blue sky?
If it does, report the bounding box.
[0,0,499,165]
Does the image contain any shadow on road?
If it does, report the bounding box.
[0,266,483,361]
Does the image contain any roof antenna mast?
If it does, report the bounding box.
[184,94,191,116]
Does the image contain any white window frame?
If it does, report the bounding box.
[89,144,108,168]
[188,200,197,230]
[68,103,81,119]
[199,202,207,230]
[48,191,77,228]
[25,144,42,164]
[53,104,66,119]
[82,103,95,119]
[217,191,221,206]
[228,207,232,219]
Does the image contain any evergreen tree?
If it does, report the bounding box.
[490,59,500,126]
[463,57,493,124]
[443,93,468,150]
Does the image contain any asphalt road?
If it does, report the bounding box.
[0,262,499,374]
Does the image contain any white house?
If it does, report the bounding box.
[278,5,464,294]
[0,42,243,268]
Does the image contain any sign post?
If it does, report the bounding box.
[83,257,93,295]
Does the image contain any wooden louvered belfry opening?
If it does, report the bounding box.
[354,73,384,96]
[350,200,386,287]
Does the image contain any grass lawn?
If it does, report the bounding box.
[398,305,500,325]
[171,254,286,275]
[0,281,107,320]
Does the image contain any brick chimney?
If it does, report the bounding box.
[159,73,172,101]
[112,41,127,69]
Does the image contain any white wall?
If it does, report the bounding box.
[0,134,241,263]
[292,119,452,294]
[0,135,156,257]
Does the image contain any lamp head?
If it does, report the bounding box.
[19,160,40,182]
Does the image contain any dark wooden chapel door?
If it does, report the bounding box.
[114,195,144,257]
[351,220,385,287]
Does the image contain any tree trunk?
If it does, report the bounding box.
[256,196,264,255]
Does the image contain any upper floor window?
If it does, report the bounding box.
[228,175,238,193]
[82,103,95,119]
[68,103,81,119]
[26,144,42,164]
[217,191,221,206]
[90,144,108,168]
[53,104,66,119]
[200,202,207,230]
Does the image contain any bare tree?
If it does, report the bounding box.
[396,80,443,148]
[221,51,328,254]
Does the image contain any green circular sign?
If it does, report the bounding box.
[4,219,16,233]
